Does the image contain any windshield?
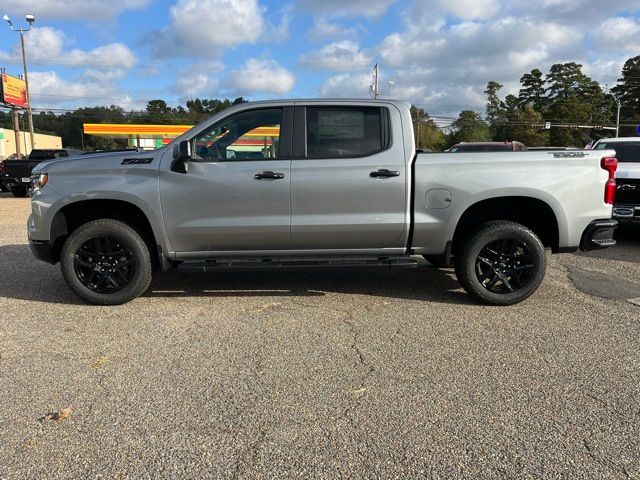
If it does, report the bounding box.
[594,141,640,162]
[28,150,68,160]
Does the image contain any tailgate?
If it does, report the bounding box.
[3,161,40,178]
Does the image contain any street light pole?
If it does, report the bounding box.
[607,84,621,138]
[19,28,35,150]
[3,14,35,151]
[388,81,394,99]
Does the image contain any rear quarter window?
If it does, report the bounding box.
[594,142,640,162]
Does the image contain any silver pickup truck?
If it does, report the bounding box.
[27,99,618,305]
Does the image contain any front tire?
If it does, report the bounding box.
[60,219,152,305]
[454,221,546,306]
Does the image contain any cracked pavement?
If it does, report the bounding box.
[1,194,639,478]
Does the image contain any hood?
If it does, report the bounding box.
[32,150,160,174]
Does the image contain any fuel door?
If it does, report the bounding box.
[426,188,452,209]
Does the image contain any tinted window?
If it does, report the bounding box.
[194,108,282,161]
[28,150,67,160]
[594,141,640,163]
[306,107,383,158]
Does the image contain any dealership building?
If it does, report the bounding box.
[0,129,62,159]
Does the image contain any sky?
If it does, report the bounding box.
[0,0,639,124]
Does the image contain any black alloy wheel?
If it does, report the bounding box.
[73,236,136,294]
[475,238,534,293]
[454,221,546,306]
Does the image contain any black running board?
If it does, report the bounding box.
[177,256,418,272]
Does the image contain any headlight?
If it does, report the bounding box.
[31,173,48,190]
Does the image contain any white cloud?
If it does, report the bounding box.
[0,27,136,71]
[319,72,374,98]
[1,0,149,20]
[374,15,585,116]
[172,61,224,99]
[266,4,293,42]
[297,0,396,18]
[307,17,360,41]
[66,44,136,69]
[0,28,138,110]
[152,0,265,57]
[226,58,295,95]
[432,0,499,20]
[300,41,371,71]
[594,17,640,51]
[28,71,144,110]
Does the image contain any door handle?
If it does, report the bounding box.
[370,168,400,178]
[254,171,285,180]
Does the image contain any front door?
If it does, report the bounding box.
[290,105,407,250]
[160,107,293,253]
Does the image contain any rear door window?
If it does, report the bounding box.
[305,107,386,158]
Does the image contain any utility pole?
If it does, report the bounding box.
[4,14,35,150]
[612,94,621,138]
[21,112,28,153]
[12,107,21,159]
[370,63,380,99]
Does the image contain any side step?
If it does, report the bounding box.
[177,256,418,272]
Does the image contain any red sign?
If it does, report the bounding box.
[0,74,28,108]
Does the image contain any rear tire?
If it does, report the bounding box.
[11,187,28,197]
[60,219,152,305]
[454,221,546,306]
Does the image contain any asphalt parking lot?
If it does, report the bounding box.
[1,193,639,479]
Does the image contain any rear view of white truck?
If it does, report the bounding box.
[26,99,618,305]
[593,137,640,223]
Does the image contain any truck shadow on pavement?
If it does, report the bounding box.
[0,244,472,305]
[145,264,473,305]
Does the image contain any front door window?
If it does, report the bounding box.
[193,108,283,161]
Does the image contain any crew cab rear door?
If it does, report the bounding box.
[290,103,407,251]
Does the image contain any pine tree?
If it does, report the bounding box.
[449,110,491,144]
[484,81,508,140]
[518,69,546,111]
[612,55,640,136]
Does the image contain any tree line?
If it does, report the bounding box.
[0,55,638,151]
[413,55,640,150]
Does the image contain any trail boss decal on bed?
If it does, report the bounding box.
[551,152,588,158]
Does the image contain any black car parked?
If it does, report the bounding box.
[1,148,83,197]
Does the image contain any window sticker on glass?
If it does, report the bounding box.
[318,111,365,139]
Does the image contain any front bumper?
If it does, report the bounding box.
[0,177,30,189]
[29,238,56,264]
[579,219,618,251]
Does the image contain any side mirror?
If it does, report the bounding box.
[171,140,191,173]
[173,140,191,161]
